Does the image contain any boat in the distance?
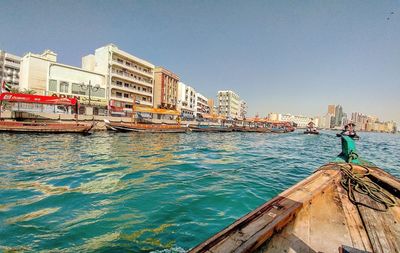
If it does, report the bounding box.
[0,92,93,134]
[337,122,360,140]
[190,136,399,253]
[104,119,188,133]
[189,124,232,132]
[304,120,319,134]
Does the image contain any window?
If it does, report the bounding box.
[142,97,146,101]
[143,88,146,92]
[116,81,122,86]
[72,83,86,95]
[49,79,57,91]
[117,58,123,63]
[124,83,130,87]
[116,92,122,98]
[59,81,69,93]
[124,93,129,98]
[125,104,132,108]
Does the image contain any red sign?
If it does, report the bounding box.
[0,92,77,105]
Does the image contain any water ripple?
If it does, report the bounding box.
[0,130,399,252]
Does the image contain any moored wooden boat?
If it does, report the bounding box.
[233,126,271,133]
[0,121,93,133]
[190,125,233,132]
[104,120,188,133]
[190,137,400,253]
[304,129,319,134]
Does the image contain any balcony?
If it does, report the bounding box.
[111,59,153,78]
[111,70,153,88]
[111,83,152,97]
[110,95,152,106]
[4,61,20,69]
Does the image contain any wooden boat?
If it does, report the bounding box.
[190,136,400,253]
[0,93,93,134]
[233,126,271,133]
[0,121,93,134]
[190,125,232,132]
[104,120,188,133]
[304,129,319,135]
[270,127,287,133]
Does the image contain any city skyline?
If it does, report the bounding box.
[0,0,399,124]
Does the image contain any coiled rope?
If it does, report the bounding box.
[336,163,397,212]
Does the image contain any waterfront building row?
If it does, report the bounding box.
[5,44,246,118]
[268,113,316,128]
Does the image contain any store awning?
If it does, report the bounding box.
[0,93,77,106]
[134,106,179,115]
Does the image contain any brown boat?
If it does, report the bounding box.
[190,137,400,253]
[190,125,233,132]
[0,92,93,134]
[0,121,93,133]
[233,126,271,133]
[104,120,188,133]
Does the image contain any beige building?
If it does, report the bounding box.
[217,90,242,119]
[196,92,210,116]
[153,67,179,110]
[19,50,107,115]
[82,44,155,112]
[0,50,21,89]
[208,99,215,115]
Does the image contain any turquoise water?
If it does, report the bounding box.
[0,131,399,252]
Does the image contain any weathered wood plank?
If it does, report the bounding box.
[335,181,373,252]
[354,183,400,253]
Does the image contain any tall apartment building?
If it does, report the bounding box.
[177,82,196,119]
[196,92,210,116]
[0,50,21,89]
[328,105,336,116]
[239,100,247,119]
[82,44,155,111]
[153,67,179,110]
[217,90,241,119]
[19,50,107,115]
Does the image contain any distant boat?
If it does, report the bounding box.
[189,125,232,132]
[304,120,319,134]
[104,120,188,133]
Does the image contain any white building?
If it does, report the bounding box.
[274,113,313,128]
[217,90,241,119]
[19,50,107,115]
[196,92,209,117]
[82,44,155,112]
[177,82,196,119]
[0,50,21,89]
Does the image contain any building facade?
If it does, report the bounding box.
[239,100,247,119]
[19,50,107,115]
[153,67,179,110]
[177,82,196,119]
[217,90,241,119]
[196,92,210,116]
[328,105,336,116]
[0,50,21,89]
[82,44,155,112]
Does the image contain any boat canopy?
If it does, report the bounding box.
[134,106,179,115]
[200,113,225,120]
[0,93,77,106]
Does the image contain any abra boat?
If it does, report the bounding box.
[104,119,188,133]
[233,126,271,133]
[304,120,319,134]
[190,136,399,253]
[0,93,93,134]
[190,125,232,132]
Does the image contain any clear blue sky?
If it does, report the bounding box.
[1,0,399,123]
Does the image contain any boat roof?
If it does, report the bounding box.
[0,92,77,106]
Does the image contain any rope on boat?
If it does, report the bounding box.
[335,163,397,212]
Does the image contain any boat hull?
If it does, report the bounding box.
[0,121,93,134]
[190,126,232,132]
[304,131,319,135]
[105,122,188,133]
